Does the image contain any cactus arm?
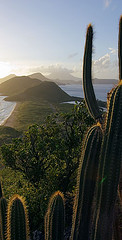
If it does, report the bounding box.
[71,125,102,240]
[45,191,65,240]
[83,24,102,122]
[6,194,29,240]
[118,15,122,81]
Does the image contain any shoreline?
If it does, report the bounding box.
[2,102,20,128]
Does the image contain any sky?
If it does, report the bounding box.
[0,0,122,79]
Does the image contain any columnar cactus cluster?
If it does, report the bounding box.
[70,16,122,240]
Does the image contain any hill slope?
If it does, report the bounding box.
[0,76,41,96]
[29,72,49,81]
[6,81,81,103]
[0,74,16,84]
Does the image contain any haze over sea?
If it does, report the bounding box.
[60,84,114,102]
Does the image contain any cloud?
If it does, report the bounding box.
[104,0,112,8]
[10,63,75,78]
[40,64,74,74]
[0,48,118,80]
[68,52,78,59]
[93,48,118,79]
[94,53,110,68]
[108,48,117,54]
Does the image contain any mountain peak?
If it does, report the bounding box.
[29,72,49,81]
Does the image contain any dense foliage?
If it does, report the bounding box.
[0,101,94,232]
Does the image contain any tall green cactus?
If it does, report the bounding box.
[83,24,103,122]
[6,194,29,240]
[0,197,7,240]
[45,191,65,240]
[70,22,103,240]
[70,124,102,240]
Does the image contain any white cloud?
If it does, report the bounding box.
[10,63,75,78]
[94,53,110,67]
[108,48,117,54]
[104,0,112,8]
[40,64,74,74]
[93,48,118,79]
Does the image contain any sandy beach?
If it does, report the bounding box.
[3,103,20,128]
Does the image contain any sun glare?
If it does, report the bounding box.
[0,62,13,78]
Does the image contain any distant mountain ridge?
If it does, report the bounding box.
[92,78,118,84]
[0,73,118,85]
[29,72,48,81]
[29,72,118,85]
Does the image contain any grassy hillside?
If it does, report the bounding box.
[3,101,74,131]
[5,81,81,103]
[0,76,41,96]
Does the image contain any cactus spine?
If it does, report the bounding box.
[45,191,65,240]
[6,194,29,240]
[70,124,102,240]
[0,197,7,240]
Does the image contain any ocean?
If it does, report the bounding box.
[59,84,114,102]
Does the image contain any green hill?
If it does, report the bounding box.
[6,81,81,103]
[0,76,41,96]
